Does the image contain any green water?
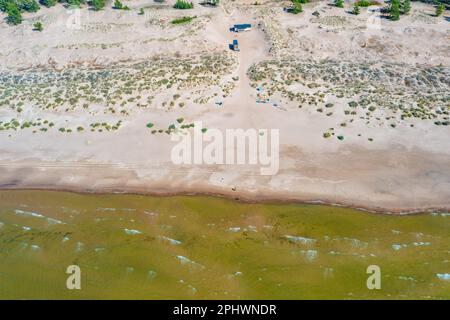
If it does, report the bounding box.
[0,190,448,299]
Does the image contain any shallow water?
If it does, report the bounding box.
[0,190,448,299]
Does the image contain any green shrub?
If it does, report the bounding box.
[355,0,380,7]
[91,0,105,10]
[113,0,123,9]
[6,3,22,25]
[292,3,302,13]
[435,3,444,16]
[334,0,343,8]
[174,0,193,9]
[67,0,81,7]
[20,0,40,12]
[390,0,400,20]
[171,16,196,24]
[39,0,56,7]
[402,0,410,14]
[33,21,43,31]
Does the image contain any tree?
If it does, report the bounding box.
[402,0,410,15]
[33,21,43,31]
[138,7,144,14]
[91,0,104,10]
[435,3,444,17]
[39,0,57,7]
[6,3,22,25]
[20,0,40,12]
[353,3,360,14]
[334,0,344,8]
[390,0,400,21]
[113,0,123,9]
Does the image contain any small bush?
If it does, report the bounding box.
[355,0,381,7]
[348,101,358,108]
[390,0,400,20]
[113,0,123,9]
[292,3,302,14]
[402,0,411,15]
[6,3,22,25]
[91,0,105,10]
[435,3,444,17]
[33,21,43,31]
[174,0,193,9]
[39,0,56,7]
[20,0,40,12]
[334,0,344,8]
[171,16,196,24]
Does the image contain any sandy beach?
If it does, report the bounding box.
[0,0,449,213]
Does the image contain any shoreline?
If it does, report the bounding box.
[1,185,449,215]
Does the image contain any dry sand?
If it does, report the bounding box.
[0,0,449,213]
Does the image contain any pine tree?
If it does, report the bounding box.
[390,0,400,21]
[353,3,360,15]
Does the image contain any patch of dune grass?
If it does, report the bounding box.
[171,16,196,25]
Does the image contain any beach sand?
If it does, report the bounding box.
[0,0,449,213]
